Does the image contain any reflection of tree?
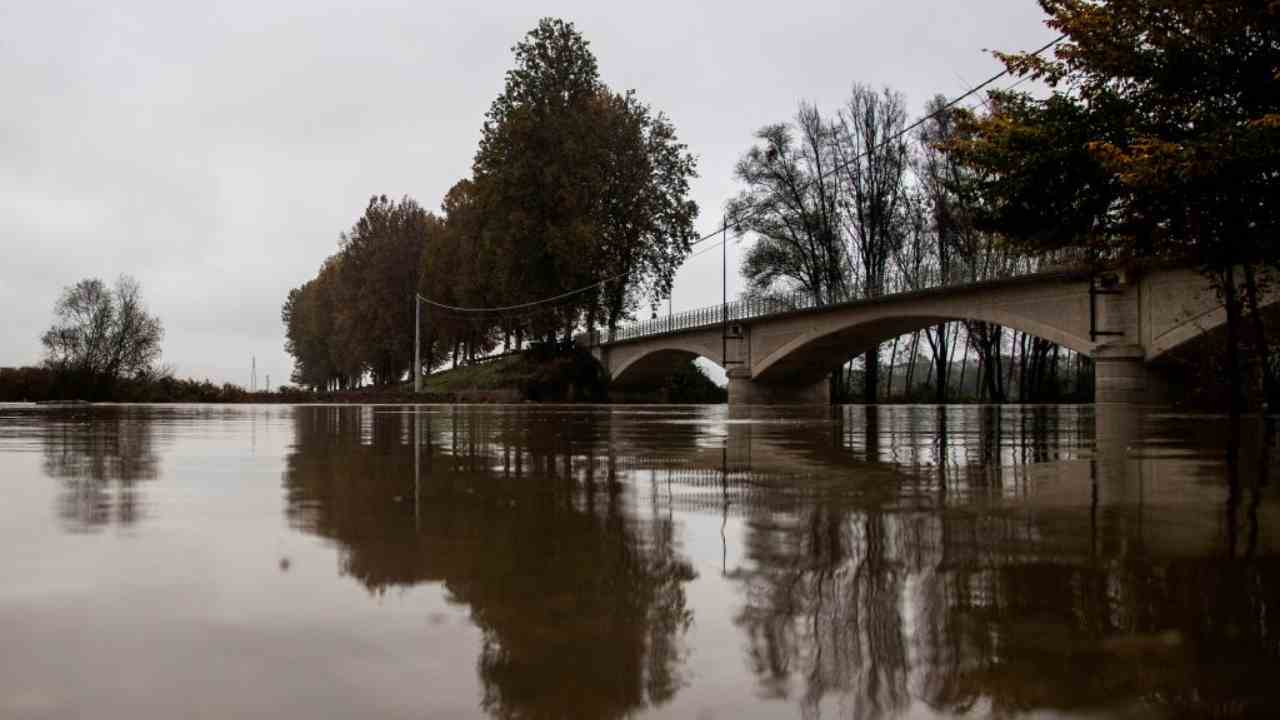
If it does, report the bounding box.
[41,407,160,531]
[729,406,1280,717]
[282,407,696,719]
[734,504,908,719]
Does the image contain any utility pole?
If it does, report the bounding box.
[414,294,422,394]
[722,214,728,366]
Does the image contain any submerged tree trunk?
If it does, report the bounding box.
[864,347,880,403]
[1223,265,1245,417]
[1049,345,1060,400]
[886,337,900,400]
[904,331,921,397]
[1007,331,1020,401]
[932,322,949,402]
[1243,264,1278,409]
[969,321,1005,402]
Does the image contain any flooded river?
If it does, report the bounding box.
[1,403,1278,718]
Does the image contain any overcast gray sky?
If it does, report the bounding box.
[1,0,1056,386]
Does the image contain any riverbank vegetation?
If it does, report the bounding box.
[842,351,1094,404]
[274,5,1276,408]
[951,0,1279,411]
[0,365,255,403]
[13,274,289,403]
[36,276,165,401]
[282,18,698,392]
[729,0,1279,408]
[418,345,724,403]
[728,85,1097,403]
[420,343,608,402]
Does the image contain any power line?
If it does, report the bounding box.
[417,33,1067,316]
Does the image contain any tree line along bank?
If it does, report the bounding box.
[284,4,1278,409]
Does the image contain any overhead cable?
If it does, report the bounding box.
[418,33,1067,315]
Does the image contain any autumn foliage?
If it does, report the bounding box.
[950,0,1280,409]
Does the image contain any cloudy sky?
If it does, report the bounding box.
[1,1,1056,386]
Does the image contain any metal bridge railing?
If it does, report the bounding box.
[607,267,953,344]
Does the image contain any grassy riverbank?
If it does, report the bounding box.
[2,346,728,404]
[422,346,609,401]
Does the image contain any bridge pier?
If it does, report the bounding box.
[1093,344,1168,405]
[727,368,830,406]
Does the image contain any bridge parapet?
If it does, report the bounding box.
[589,266,1263,406]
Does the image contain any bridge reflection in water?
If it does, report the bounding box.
[282,404,1279,719]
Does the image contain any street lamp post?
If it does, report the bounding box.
[414,294,422,394]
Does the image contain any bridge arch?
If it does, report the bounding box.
[609,338,725,387]
[1146,307,1227,361]
[752,308,1097,384]
[1147,292,1280,361]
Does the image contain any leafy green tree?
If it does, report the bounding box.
[334,195,441,386]
[592,90,699,337]
[282,263,343,390]
[284,18,698,387]
[423,179,502,366]
[472,18,606,340]
[472,18,697,342]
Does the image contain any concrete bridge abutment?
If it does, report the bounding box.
[1093,344,1168,405]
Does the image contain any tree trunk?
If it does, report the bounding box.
[986,336,1005,403]
[1006,331,1019,402]
[905,331,921,397]
[970,322,1005,403]
[1017,333,1029,402]
[1244,263,1278,408]
[886,337,900,400]
[934,322,949,402]
[1223,265,1245,416]
[864,347,880,403]
[1049,345,1060,400]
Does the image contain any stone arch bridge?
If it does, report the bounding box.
[588,266,1268,405]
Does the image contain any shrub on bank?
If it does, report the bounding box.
[0,366,55,402]
[423,341,610,402]
[0,366,253,403]
[662,362,727,403]
[522,341,609,401]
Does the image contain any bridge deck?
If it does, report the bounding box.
[599,268,1091,346]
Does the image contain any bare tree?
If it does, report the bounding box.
[914,95,967,401]
[731,103,849,305]
[835,85,911,402]
[42,275,163,398]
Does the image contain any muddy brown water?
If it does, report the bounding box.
[1,403,1277,719]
